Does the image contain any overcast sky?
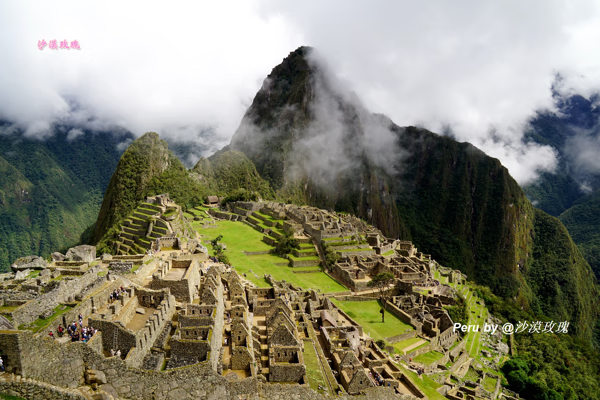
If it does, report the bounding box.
[1,1,600,184]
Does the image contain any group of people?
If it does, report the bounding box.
[109,286,126,303]
[51,315,97,343]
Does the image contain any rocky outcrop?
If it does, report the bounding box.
[11,255,47,271]
[52,252,65,261]
[65,245,96,263]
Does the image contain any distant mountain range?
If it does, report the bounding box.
[523,93,600,279]
[0,124,131,271]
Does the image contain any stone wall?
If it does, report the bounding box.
[1,327,410,400]
[449,337,466,360]
[384,302,421,333]
[12,265,105,327]
[38,279,125,337]
[386,330,416,344]
[231,346,253,370]
[333,306,363,336]
[109,261,134,274]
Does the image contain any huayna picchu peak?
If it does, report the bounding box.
[1,44,599,400]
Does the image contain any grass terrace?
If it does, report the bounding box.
[483,375,497,392]
[331,299,413,346]
[303,341,328,393]
[193,220,346,293]
[394,362,446,400]
[18,304,74,333]
[413,351,444,366]
[254,211,284,223]
[322,236,354,242]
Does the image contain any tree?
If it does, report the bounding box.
[367,272,395,322]
[322,242,340,272]
[210,235,230,265]
[273,230,299,256]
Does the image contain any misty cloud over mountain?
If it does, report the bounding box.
[3,1,600,184]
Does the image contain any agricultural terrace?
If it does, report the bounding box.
[191,219,347,293]
[331,299,417,354]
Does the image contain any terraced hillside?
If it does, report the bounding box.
[111,202,173,255]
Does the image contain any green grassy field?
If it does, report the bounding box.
[394,362,446,400]
[303,341,328,393]
[413,350,444,365]
[394,336,423,351]
[331,299,413,343]
[194,221,346,293]
[483,375,497,392]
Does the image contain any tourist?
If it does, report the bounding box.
[116,350,121,357]
[57,324,64,337]
[0,356,4,372]
[48,330,54,338]
[110,349,115,357]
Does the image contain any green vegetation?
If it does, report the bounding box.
[367,272,395,321]
[331,299,413,345]
[0,127,125,272]
[194,220,345,292]
[272,230,300,256]
[221,188,259,205]
[445,294,468,327]
[394,362,446,400]
[224,48,600,351]
[210,235,230,265]
[303,341,327,392]
[19,304,73,333]
[413,351,444,366]
[394,337,423,352]
[321,242,340,271]
[192,150,274,200]
[0,394,27,400]
[483,375,498,392]
[92,132,209,247]
[559,189,600,279]
[470,282,600,399]
[525,209,599,341]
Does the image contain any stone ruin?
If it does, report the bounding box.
[0,201,514,400]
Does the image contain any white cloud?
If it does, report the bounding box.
[66,128,83,141]
[2,1,600,183]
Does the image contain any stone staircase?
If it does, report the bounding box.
[114,202,173,255]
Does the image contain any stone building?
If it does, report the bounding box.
[88,286,176,367]
[150,256,201,303]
